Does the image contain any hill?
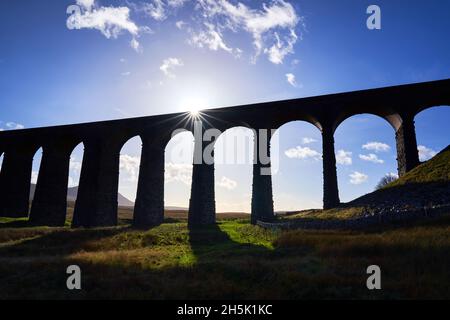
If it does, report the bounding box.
[284,145,450,221]
[29,184,135,207]
[349,144,450,210]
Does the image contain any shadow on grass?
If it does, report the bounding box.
[0,220,280,299]
[0,219,32,229]
[0,226,132,257]
[188,223,269,260]
[1,216,450,299]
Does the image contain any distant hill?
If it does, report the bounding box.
[29,184,190,210]
[30,184,134,207]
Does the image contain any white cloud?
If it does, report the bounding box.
[68,176,77,188]
[130,38,141,52]
[217,176,237,190]
[265,29,297,64]
[386,172,399,179]
[145,0,166,20]
[67,4,139,38]
[176,20,186,29]
[121,71,131,76]
[67,1,146,51]
[336,149,352,165]
[67,156,83,187]
[165,162,192,185]
[2,122,25,130]
[69,157,82,173]
[119,154,140,182]
[193,0,301,64]
[362,141,390,153]
[76,0,94,10]
[285,73,298,87]
[142,0,188,21]
[418,145,437,161]
[359,153,384,164]
[349,171,368,185]
[160,57,183,78]
[190,22,235,54]
[301,137,316,144]
[285,146,321,160]
[31,171,39,184]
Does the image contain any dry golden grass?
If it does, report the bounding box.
[0,215,449,299]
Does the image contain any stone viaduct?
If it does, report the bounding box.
[0,79,448,227]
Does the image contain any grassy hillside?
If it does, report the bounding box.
[0,215,449,299]
[388,145,450,186]
[285,145,450,221]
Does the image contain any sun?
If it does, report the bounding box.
[180,95,209,116]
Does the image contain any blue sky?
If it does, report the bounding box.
[0,0,449,211]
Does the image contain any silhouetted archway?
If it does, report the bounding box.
[271,121,323,212]
[66,142,84,220]
[164,130,194,218]
[0,152,3,174]
[118,136,142,223]
[214,127,254,214]
[414,105,450,162]
[334,114,396,203]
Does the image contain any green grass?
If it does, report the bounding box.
[387,145,450,187]
[0,216,449,299]
[284,207,366,220]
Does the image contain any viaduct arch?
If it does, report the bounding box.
[0,79,448,227]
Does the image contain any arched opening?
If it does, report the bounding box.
[271,121,323,212]
[0,152,3,173]
[334,114,396,203]
[164,130,194,221]
[118,136,142,224]
[67,142,84,221]
[414,106,450,162]
[214,127,254,217]
[30,147,43,211]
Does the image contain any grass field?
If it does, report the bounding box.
[1,211,449,299]
[0,147,448,299]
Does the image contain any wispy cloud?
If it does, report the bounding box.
[362,141,390,153]
[349,171,368,185]
[286,73,300,87]
[359,153,384,164]
[160,57,184,78]
[176,20,186,29]
[418,145,437,161]
[189,22,236,54]
[285,146,321,160]
[67,1,302,62]
[142,0,188,21]
[191,0,301,64]
[336,149,352,165]
[217,176,237,190]
[67,0,146,52]
[301,137,316,144]
[119,154,141,182]
[0,121,25,130]
[165,162,192,185]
